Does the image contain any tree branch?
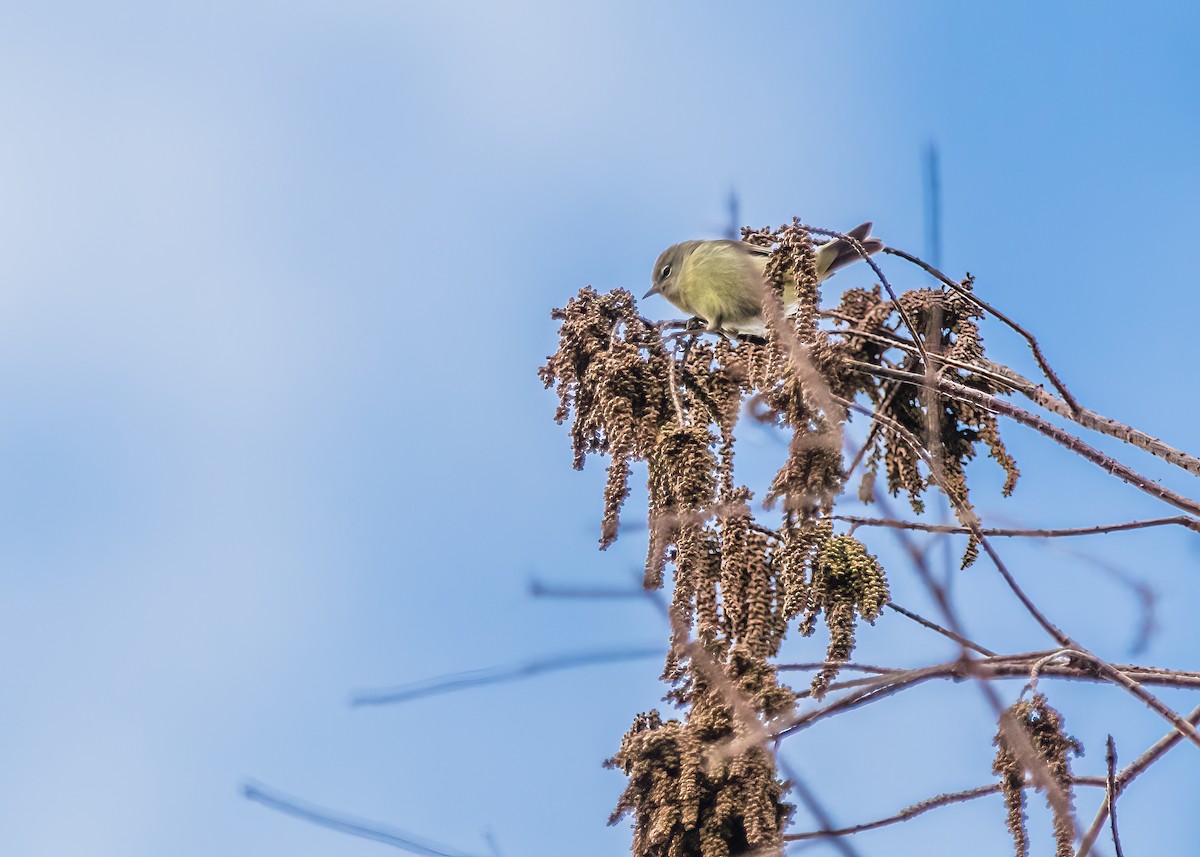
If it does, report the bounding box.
[983,359,1200,478]
[350,647,661,707]
[885,601,996,656]
[826,312,1200,478]
[881,245,1082,413]
[846,362,1200,519]
[1106,736,1125,857]
[835,514,1200,537]
[784,777,1108,842]
[838,395,1075,647]
[1077,699,1200,856]
[243,781,486,857]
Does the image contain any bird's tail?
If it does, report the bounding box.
[815,221,884,280]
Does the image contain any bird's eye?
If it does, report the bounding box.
[661,264,672,279]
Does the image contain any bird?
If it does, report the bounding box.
[643,222,883,335]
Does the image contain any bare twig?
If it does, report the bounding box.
[776,661,904,675]
[842,376,907,480]
[857,483,1081,832]
[983,359,1200,478]
[773,666,952,741]
[1106,736,1125,857]
[1079,699,1200,855]
[885,601,996,656]
[778,654,1200,705]
[825,314,1200,479]
[350,647,661,707]
[1082,655,1200,751]
[882,245,1081,413]
[839,395,1074,647]
[845,361,1200,519]
[1040,544,1158,655]
[529,579,644,599]
[835,514,1200,538]
[854,429,1200,751]
[777,756,865,857]
[784,777,1109,842]
[864,457,1087,834]
[1107,696,1200,782]
[805,225,931,368]
[243,781,486,857]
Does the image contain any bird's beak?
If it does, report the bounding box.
[643,284,661,299]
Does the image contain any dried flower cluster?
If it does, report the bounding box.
[539,287,673,549]
[799,532,889,699]
[605,708,790,857]
[541,222,1020,857]
[992,693,1084,857]
[830,278,1020,566]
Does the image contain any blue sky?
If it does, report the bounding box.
[1,2,1198,855]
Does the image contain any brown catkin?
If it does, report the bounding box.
[992,694,1083,857]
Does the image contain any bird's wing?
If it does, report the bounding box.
[735,241,772,257]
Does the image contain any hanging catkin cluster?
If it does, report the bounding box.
[605,708,791,857]
[830,279,1020,566]
[992,693,1083,857]
[797,533,889,699]
[540,222,1021,857]
[538,287,673,548]
[741,221,848,523]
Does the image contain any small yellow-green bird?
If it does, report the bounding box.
[644,222,884,335]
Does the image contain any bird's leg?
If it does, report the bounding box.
[704,317,740,342]
[660,318,708,344]
[660,316,733,342]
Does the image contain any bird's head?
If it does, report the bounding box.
[644,243,691,302]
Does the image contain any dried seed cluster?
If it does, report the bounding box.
[539,287,672,549]
[798,533,889,699]
[605,709,791,857]
[831,279,1020,566]
[992,693,1084,857]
